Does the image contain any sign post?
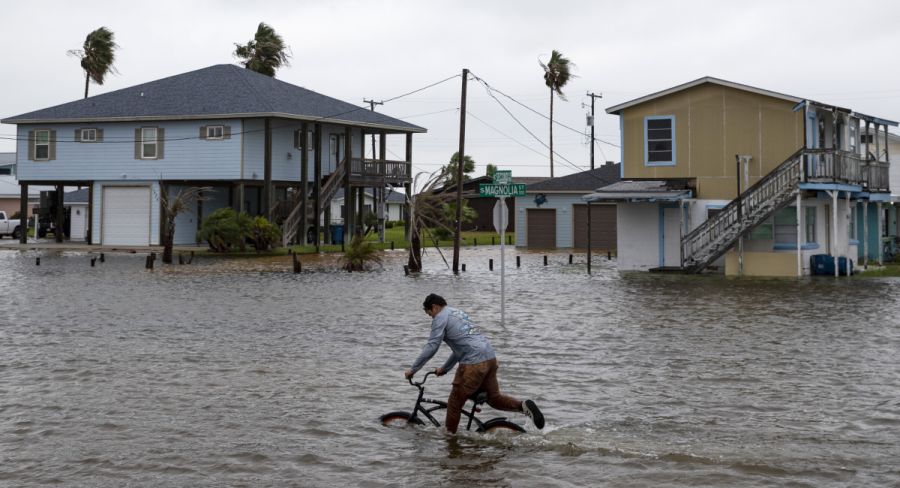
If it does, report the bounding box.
[492,198,508,327]
[483,171,520,328]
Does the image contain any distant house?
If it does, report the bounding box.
[587,77,897,276]
[0,152,15,176]
[514,163,621,249]
[432,175,548,232]
[2,64,425,246]
[331,187,405,224]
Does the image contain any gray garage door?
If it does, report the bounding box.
[526,208,556,248]
[573,204,616,250]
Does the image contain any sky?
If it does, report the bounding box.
[2,0,899,178]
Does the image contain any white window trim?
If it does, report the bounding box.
[35,129,50,161]
[141,127,158,159]
[644,115,676,167]
[81,128,97,142]
[206,125,224,140]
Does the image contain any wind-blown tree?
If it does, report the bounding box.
[68,27,118,99]
[407,168,459,272]
[443,151,476,186]
[540,50,575,178]
[160,186,211,263]
[234,22,291,77]
[485,164,498,178]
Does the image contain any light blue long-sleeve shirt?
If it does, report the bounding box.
[410,306,496,374]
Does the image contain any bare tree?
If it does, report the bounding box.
[407,168,458,272]
[160,186,212,264]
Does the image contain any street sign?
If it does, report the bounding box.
[492,170,512,185]
[492,199,508,234]
[479,184,526,197]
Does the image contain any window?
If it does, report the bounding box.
[849,120,858,153]
[294,130,315,150]
[81,128,97,142]
[774,208,797,245]
[206,125,224,140]
[645,116,675,165]
[142,127,158,159]
[750,219,773,240]
[805,207,816,243]
[35,130,50,160]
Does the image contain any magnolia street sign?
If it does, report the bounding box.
[479,183,526,197]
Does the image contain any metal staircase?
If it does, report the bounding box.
[681,148,805,273]
[281,157,348,247]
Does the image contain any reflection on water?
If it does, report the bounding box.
[1,248,899,487]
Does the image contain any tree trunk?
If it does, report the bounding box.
[549,87,554,178]
[408,227,422,272]
[84,72,90,99]
[162,218,174,264]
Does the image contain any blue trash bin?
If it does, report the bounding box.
[810,254,853,275]
[331,226,344,244]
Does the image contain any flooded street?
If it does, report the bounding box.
[1,247,899,487]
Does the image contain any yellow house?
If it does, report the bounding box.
[585,77,897,276]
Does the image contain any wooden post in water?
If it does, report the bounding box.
[569,254,573,264]
[293,253,301,273]
[91,257,96,267]
[100,253,105,263]
[462,264,466,272]
[489,258,493,271]
[36,257,40,266]
[543,255,548,266]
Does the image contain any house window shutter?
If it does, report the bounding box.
[74,129,82,142]
[200,126,207,140]
[96,129,104,142]
[49,130,57,160]
[223,126,231,139]
[28,130,35,160]
[134,129,141,159]
[157,128,165,159]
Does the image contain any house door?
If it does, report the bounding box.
[573,204,616,250]
[662,206,681,266]
[526,208,556,248]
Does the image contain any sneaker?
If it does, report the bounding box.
[522,399,544,429]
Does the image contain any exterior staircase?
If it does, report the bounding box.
[281,157,347,247]
[681,148,805,273]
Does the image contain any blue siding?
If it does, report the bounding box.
[18,120,242,181]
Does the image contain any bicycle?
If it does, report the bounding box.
[380,371,526,433]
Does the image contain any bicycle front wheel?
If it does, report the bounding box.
[380,411,425,427]
[479,418,526,433]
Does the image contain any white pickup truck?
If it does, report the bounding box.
[0,211,22,239]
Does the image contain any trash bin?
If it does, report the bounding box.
[331,226,344,244]
[810,254,853,275]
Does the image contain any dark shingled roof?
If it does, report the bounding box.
[2,64,425,133]
[526,163,621,192]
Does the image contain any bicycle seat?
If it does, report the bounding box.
[469,391,488,405]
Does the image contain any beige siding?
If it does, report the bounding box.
[621,83,804,200]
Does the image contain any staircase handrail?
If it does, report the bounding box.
[682,147,806,269]
[281,157,348,247]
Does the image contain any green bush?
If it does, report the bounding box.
[248,216,282,252]
[342,233,383,271]
[197,208,251,252]
[384,221,394,229]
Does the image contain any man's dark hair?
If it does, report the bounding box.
[423,293,447,310]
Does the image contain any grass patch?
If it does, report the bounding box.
[852,262,900,278]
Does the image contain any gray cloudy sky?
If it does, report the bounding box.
[2,0,899,178]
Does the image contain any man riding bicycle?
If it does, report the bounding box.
[404,293,544,433]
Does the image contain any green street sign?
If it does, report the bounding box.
[492,170,512,185]
[479,183,526,197]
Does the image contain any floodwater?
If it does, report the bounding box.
[1,247,899,487]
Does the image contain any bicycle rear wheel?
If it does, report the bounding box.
[479,418,526,433]
[380,411,425,427]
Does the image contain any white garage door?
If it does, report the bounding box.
[102,187,151,246]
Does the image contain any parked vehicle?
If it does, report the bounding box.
[0,211,22,239]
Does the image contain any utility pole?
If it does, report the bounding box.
[453,69,469,275]
[363,99,383,159]
[586,92,602,170]
[586,92,602,274]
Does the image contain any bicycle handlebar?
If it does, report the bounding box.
[409,370,436,387]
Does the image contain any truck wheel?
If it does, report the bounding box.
[12,227,21,240]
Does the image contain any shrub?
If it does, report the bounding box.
[197,208,251,252]
[248,216,281,252]
[342,233,382,271]
[384,221,394,229]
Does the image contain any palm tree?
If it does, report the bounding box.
[234,22,291,77]
[540,50,574,178]
[68,27,118,99]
